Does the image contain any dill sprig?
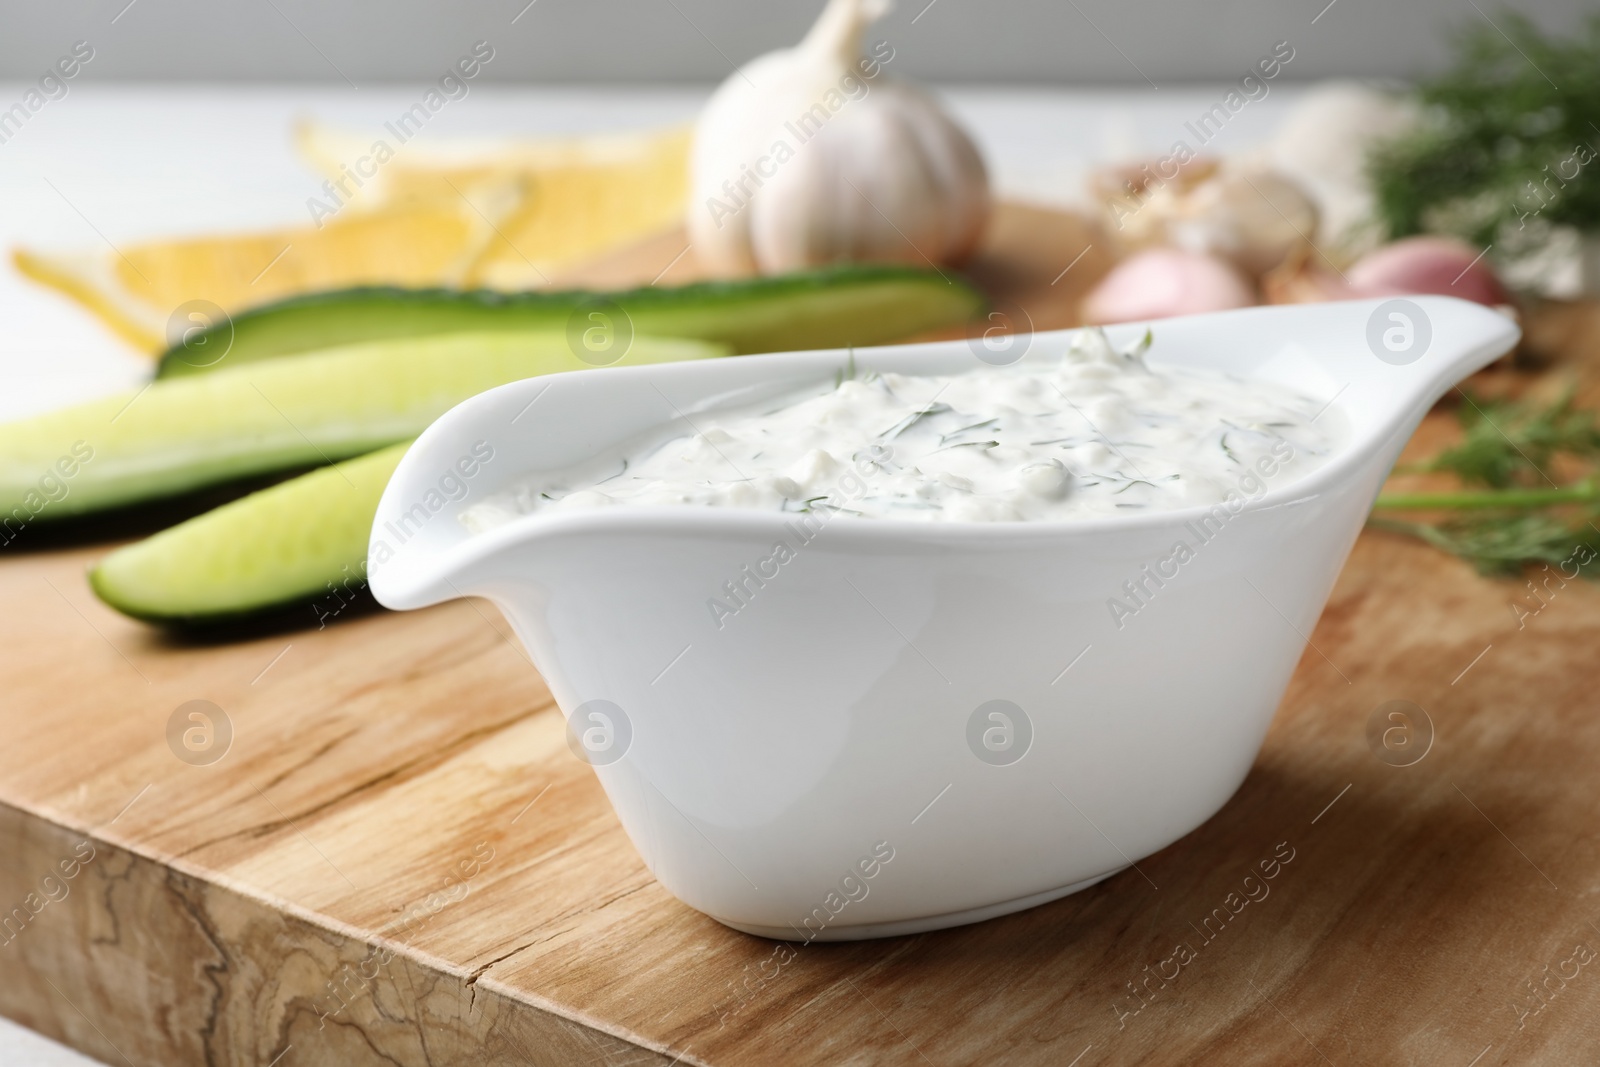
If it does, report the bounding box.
[1124,328,1153,368]
[1369,514,1600,577]
[939,418,998,445]
[1370,13,1600,250]
[832,346,858,389]
[1418,391,1600,488]
[877,402,953,441]
[1371,391,1600,576]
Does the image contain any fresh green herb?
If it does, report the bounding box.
[940,418,998,445]
[1419,391,1600,488]
[834,347,858,389]
[877,402,952,441]
[850,446,890,471]
[1371,13,1600,250]
[1371,391,1600,575]
[1375,482,1600,510]
[1125,328,1153,367]
[1369,513,1600,577]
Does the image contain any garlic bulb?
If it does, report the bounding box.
[1109,164,1318,279]
[689,0,990,276]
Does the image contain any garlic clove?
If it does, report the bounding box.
[1098,162,1317,280]
[1345,235,1508,307]
[1260,253,1353,305]
[1167,167,1319,278]
[1096,158,1221,253]
[1264,235,1510,308]
[1081,248,1257,325]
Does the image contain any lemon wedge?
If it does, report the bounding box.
[294,119,693,288]
[14,122,693,354]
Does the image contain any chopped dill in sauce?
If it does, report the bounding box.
[462,329,1340,529]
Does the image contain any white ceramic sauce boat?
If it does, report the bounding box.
[370,297,1518,941]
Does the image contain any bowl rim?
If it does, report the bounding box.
[371,296,1520,604]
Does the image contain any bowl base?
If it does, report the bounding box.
[716,866,1129,942]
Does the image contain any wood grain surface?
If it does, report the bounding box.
[3,204,1600,1066]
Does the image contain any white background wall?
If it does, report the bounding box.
[0,0,1592,85]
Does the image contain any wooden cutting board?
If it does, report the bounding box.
[4,204,1600,1067]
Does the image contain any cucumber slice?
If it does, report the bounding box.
[156,265,985,377]
[91,442,408,625]
[0,331,723,524]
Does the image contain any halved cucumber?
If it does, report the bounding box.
[91,443,408,625]
[156,265,986,376]
[1,331,723,523]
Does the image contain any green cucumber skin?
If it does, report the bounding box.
[90,442,408,625]
[156,265,986,377]
[1,332,723,524]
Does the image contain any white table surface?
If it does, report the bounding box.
[0,82,1299,1065]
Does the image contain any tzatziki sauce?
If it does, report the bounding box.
[461,329,1340,529]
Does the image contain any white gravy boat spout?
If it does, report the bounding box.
[370,297,1518,940]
